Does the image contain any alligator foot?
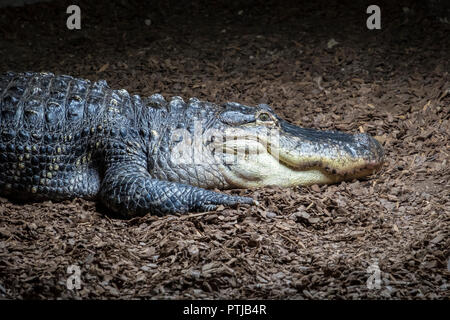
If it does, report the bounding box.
[193,193,255,212]
[99,162,255,218]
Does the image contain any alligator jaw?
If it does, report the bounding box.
[214,120,384,188]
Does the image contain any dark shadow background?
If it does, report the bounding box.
[1,0,449,88]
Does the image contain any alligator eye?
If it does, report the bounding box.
[258,113,271,122]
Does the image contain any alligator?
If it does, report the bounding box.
[0,71,384,217]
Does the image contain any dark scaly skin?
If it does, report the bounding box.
[0,72,384,217]
[0,72,253,217]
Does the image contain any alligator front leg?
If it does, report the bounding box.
[99,163,255,217]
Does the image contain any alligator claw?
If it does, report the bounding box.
[198,194,255,212]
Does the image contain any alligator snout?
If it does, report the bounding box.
[352,133,384,170]
[269,121,385,182]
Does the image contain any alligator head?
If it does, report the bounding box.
[151,98,384,189]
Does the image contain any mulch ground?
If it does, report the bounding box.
[0,0,448,299]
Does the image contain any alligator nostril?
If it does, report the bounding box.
[354,133,371,144]
[354,133,384,162]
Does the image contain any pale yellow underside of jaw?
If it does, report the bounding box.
[218,151,341,188]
